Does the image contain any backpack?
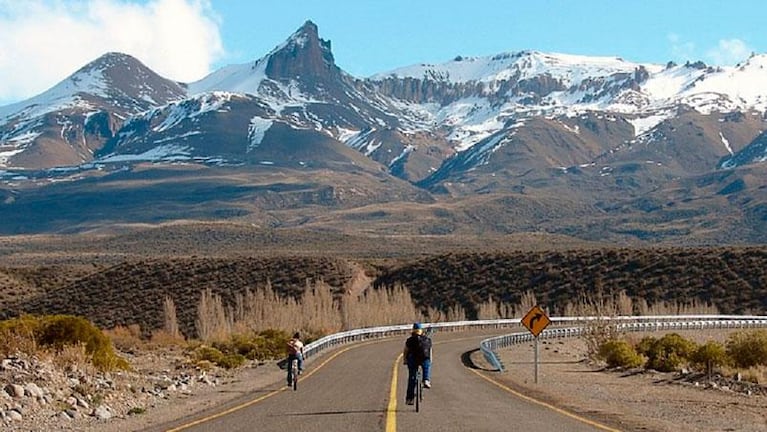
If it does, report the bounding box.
[408,334,431,361]
[418,335,432,359]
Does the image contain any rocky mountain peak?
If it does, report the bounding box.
[264,20,339,82]
[75,52,186,106]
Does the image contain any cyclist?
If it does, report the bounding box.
[403,322,432,405]
[286,332,304,386]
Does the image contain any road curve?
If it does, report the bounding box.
[146,331,616,432]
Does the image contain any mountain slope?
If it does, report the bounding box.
[0,53,186,169]
[3,22,767,243]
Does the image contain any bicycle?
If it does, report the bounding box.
[415,364,424,412]
[288,357,299,391]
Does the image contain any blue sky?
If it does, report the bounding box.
[214,0,765,76]
[0,0,765,106]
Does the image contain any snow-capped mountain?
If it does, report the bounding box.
[370,51,767,155]
[4,21,767,243]
[2,20,767,184]
[0,52,185,169]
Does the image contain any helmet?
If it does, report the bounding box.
[412,322,424,334]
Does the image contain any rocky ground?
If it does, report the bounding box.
[0,347,284,432]
[495,330,767,432]
[3,329,766,431]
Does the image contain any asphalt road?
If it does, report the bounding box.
[149,331,616,432]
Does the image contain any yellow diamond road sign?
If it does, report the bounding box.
[521,305,551,337]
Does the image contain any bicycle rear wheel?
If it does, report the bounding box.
[291,359,298,391]
[415,367,422,412]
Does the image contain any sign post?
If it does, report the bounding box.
[520,305,551,384]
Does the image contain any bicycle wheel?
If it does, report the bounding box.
[415,367,422,412]
[291,359,298,391]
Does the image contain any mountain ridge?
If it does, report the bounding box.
[3,21,767,243]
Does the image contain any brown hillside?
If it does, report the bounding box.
[1,244,766,338]
[373,248,767,317]
[0,257,356,338]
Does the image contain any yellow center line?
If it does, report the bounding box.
[385,353,403,432]
[467,368,622,432]
[384,332,498,432]
[165,342,373,432]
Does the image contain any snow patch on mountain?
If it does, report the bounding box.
[98,144,192,163]
[627,110,674,137]
[389,144,414,167]
[132,92,236,134]
[345,129,380,156]
[720,132,733,155]
[680,54,767,112]
[335,127,360,142]
[0,64,112,125]
[466,133,508,166]
[0,146,25,167]
[372,51,639,84]
[248,117,273,150]
[188,59,268,98]
[375,51,767,149]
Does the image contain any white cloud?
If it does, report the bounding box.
[0,0,224,106]
[667,33,696,63]
[706,38,753,66]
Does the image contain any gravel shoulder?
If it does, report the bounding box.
[494,329,767,432]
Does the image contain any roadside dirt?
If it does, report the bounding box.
[494,329,767,432]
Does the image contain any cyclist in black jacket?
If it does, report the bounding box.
[403,322,432,405]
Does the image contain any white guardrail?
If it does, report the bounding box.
[479,315,767,372]
[300,315,767,372]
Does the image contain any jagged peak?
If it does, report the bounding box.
[264,20,337,81]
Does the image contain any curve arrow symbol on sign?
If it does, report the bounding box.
[530,313,542,329]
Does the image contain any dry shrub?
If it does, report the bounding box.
[726,330,767,368]
[563,290,624,358]
[476,295,518,319]
[196,288,232,342]
[301,280,342,334]
[597,339,644,369]
[1,315,128,371]
[636,298,720,315]
[104,324,143,352]
[163,295,182,340]
[149,329,186,348]
[50,343,94,372]
[196,280,429,343]
[514,290,538,318]
[342,284,422,329]
[427,304,466,322]
[0,315,39,356]
[738,366,767,384]
[232,281,300,332]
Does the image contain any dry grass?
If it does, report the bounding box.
[194,281,428,343]
[104,324,144,352]
[47,343,96,373]
[1,244,765,341]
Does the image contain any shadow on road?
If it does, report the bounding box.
[461,348,496,371]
